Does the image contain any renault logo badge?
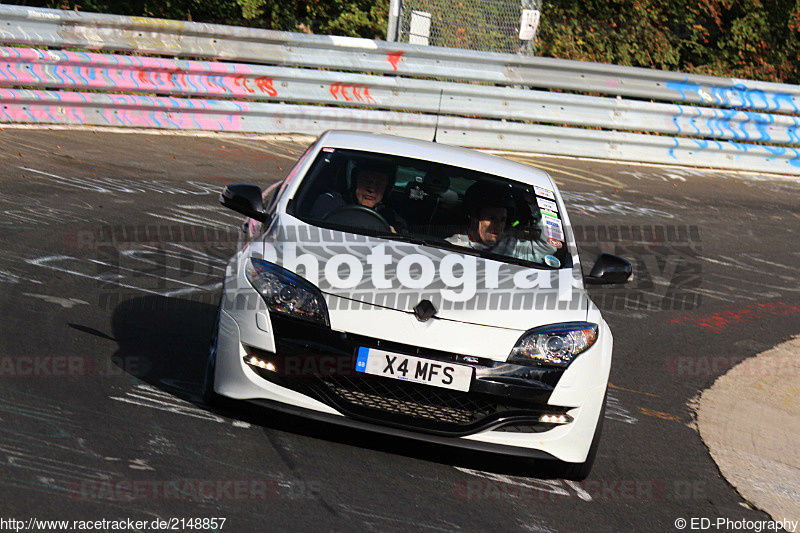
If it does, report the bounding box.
[413,300,437,322]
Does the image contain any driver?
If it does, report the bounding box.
[309,166,406,232]
[446,183,557,264]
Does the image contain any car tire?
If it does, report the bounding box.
[202,304,224,407]
[541,390,607,481]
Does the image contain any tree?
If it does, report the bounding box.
[536,0,800,83]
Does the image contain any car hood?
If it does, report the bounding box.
[260,218,588,331]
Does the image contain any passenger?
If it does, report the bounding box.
[446,183,557,264]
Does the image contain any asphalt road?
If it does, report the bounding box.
[1,128,798,532]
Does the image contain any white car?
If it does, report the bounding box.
[205,131,631,480]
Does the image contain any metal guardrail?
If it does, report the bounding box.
[1,5,799,174]
[3,47,798,146]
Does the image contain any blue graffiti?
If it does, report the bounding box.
[1,49,21,84]
[183,72,200,94]
[668,136,800,168]
[77,52,97,81]
[665,79,799,113]
[669,100,800,145]
[668,137,679,159]
[764,146,787,156]
[788,125,800,145]
[59,64,78,87]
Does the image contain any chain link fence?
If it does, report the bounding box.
[397,0,542,54]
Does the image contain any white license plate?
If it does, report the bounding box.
[355,347,472,392]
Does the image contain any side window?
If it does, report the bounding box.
[262,180,284,217]
[268,141,317,216]
[246,141,318,241]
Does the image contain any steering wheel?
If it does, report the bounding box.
[322,204,391,231]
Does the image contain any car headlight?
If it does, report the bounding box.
[508,322,598,368]
[245,258,330,326]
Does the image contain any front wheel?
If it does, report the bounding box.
[541,390,607,481]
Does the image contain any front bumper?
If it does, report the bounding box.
[244,315,570,437]
[214,296,611,463]
[247,396,558,460]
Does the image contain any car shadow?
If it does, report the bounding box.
[103,294,565,480]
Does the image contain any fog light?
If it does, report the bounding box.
[540,414,570,424]
[246,355,276,372]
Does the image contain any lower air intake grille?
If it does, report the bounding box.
[321,376,498,425]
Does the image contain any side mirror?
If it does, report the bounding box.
[585,253,632,284]
[220,184,266,223]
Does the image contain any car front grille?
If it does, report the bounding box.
[321,375,497,425]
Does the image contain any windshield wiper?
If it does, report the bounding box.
[375,232,451,247]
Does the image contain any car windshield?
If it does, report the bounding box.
[291,148,570,269]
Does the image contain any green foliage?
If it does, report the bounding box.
[537,0,800,83]
[43,0,387,36]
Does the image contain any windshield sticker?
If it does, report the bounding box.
[543,216,562,232]
[544,225,565,241]
[547,238,563,248]
[534,185,555,200]
[544,255,561,268]
[536,197,558,212]
[322,147,335,152]
[540,209,558,219]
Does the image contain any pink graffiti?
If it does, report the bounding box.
[0,46,260,99]
[0,89,245,131]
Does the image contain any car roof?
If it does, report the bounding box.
[316,130,555,190]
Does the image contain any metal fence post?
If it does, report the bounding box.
[387,0,402,42]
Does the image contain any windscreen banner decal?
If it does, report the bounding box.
[536,197,558,212]
[534,186,555,200]
[543,218,565,241]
